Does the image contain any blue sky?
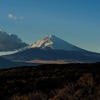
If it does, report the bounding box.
[0,0,100,53]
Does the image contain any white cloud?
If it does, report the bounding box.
[8,13,24,20]
[8,14,17,20]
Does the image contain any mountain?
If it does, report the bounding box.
[0,56,25,69]
[0,56,16,68]
[0,56,38,69]
[30,35,84,51]
[0,29,28,51]
[3,35,100,63]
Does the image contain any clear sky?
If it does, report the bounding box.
[0,0,100,53]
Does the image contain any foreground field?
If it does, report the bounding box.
[0,63,100,100]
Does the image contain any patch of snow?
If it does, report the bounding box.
[30,35,83,51]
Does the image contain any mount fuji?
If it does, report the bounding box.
[3,35,100,63]
[30,35,84,51]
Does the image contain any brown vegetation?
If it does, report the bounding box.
[0,63,100,100]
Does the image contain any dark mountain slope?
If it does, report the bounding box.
[3,48,100,62]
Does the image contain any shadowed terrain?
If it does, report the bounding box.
[0,63,100,100]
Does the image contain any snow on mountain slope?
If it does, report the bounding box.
[30,35,84,51]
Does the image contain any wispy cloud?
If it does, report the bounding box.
[8,13,16,20]
[8,13,24,20]
[18,16,24,19]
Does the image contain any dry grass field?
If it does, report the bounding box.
[0,63,100,100]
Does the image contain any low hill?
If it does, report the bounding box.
[0,56,38,69]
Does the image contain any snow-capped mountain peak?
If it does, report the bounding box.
[30,35,83,51]
[31,35,53,49]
